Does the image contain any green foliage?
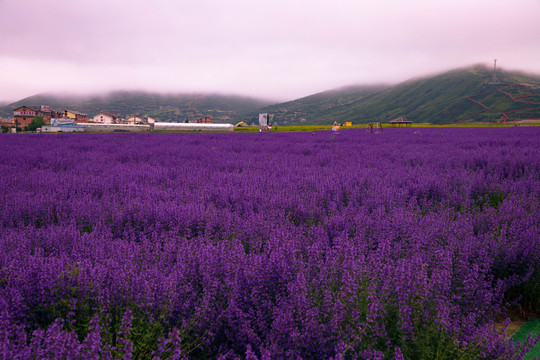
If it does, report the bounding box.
[27,262,183,358]
[25,116,46,132]
[129,313,166,359]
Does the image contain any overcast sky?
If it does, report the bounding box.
[1,0,540,103]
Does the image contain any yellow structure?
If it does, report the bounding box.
[65,110,77,119]
[64,110,88,123]
[345,122,352,127]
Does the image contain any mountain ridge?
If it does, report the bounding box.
[0,91,273,123]
[252,65,540,125]
[2,65,540,124]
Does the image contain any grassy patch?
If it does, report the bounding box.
[513,318,540,360]
[233,122,540,133]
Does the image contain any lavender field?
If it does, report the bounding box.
[1,128,539,359]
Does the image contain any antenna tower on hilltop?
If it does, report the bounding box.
[490,59,499,84]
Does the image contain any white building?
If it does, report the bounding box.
[126,115,156,125]
[41,125,85,133]
[153,122,234,132]
[92,113,114,124]
[78,123,151,132]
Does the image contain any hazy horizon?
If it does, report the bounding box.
[1,0,540,103]
[4,63,540,105]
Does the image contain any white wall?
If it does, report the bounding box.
[93,114,114,124]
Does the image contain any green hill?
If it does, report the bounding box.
[0,91,272,123]
[250,65,540,125]
[244,85,387,125]
[3,66,540,125]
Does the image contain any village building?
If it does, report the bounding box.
[41,125,85,133]
[13,106,38,128]
[92,111,119,124]
[126,115,155,125]
[64,110,88,123]
[0,119,14,130]
[13,105,84,128]
[195,116,213,124]
[36,105,62,123]
[14,107,40,127]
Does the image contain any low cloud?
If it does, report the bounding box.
[1,0,540,102]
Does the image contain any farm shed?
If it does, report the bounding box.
[390,116,412,127]
[154,122,234,132]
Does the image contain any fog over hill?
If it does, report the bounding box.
[0,91,273,123]
[254,65,540,125]
[2,65,540,125]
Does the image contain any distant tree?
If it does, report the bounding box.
[26,116,46,132]
[1,125,9,133]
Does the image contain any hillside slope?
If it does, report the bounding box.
[0,91,272,123]
[255,65,540,125]
[3,66,540,125]
[246,85,387,125]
